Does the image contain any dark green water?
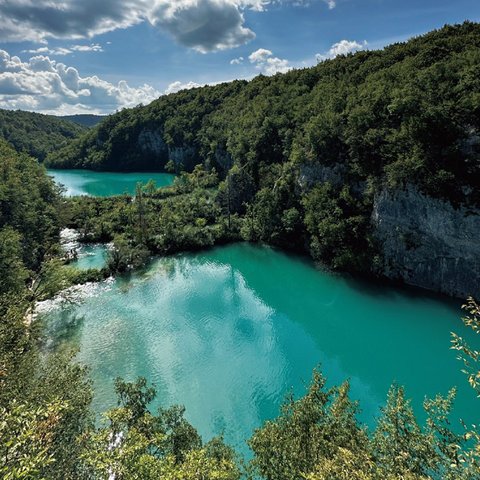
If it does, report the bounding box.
[42,243,478,453]
[47,169,175,196]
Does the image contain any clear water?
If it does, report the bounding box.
[47,169,175,196]
[42,243,479,454]
[60,228,108,270]
[71,244,109,270]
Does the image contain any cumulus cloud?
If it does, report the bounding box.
[230,56,244,65]
[22,44,104,57]
[165,80,201,95]
[248,48,291,75]
[0,0,146,43]
[328,39,365,56]
[316,39,367,61]
[0,1,323,53]
[149,1,255,53]
[0,49,160,114]
[0,0,264,53]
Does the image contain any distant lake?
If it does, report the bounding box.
[47,169,175,196]
[41,243,479,455]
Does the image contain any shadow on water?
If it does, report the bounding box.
[343,271,463,313]
[41,307,86,350]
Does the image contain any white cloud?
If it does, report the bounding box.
[71,44,104,53]
[324,0,336,9]
[248,48,291,75]
[316,39,367,61]
[329,39,365,56]
[0,49,160,114]
[165,81,202,95]
[0,1,325,53]
[21,44,103,57]
[22,47,71,56]
[230,56,244,65]
[149,1,256,53]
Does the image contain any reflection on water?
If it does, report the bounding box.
[41,243,479,454]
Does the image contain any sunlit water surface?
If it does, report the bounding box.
[47,169,175,196]
[41,244,478,454]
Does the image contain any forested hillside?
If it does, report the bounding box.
[47,22,480,204]
[48,23,480,297]
[0,109,85,161]
[59,114,105,128]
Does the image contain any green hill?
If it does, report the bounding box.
[59,114,105,128]
[46,22,479,203]
[0,109,86,161]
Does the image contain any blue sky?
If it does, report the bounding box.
[0,0,478,115]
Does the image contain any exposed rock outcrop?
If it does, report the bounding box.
[298,162,346,189]
[137,129,167,155]
[372,185,480,298]
[137,128,198,170]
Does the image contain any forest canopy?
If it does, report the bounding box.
[0,109,86,161]
[47,22,480,205]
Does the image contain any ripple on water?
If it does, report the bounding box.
[40,243,478,456]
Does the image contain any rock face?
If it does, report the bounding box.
[138,129,167,156]
[298,163,346,189]
[372,185,480,298]
[137,128,198,170]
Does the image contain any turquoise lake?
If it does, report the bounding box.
[71,244,108,270]
[43,243,479,454]
[47,169,175,196]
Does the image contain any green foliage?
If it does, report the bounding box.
[83,378,240,480]
[249,370,368,480]
[0,109,85,161]
[302,183,372,270]
[0,140,62,271]
[48,23,480,206]
[452,297,480,395]
[249,370,478,480]
[0,400,67,480]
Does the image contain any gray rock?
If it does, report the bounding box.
[372,185,480,298]
[168,145,197,170]
[137,129,167,155]
[298,162,346,190]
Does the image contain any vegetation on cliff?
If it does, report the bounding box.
[47,23,480,278]
[48,22,480,205]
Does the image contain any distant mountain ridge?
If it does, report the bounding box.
[0,109,86,161]
[58,114,105,128]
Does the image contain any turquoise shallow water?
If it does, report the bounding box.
[70,244,109,270]
[43,243,479,454]
[47,169,175,196]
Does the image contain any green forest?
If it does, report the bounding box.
[1,139,480,477]
[0,109,86,161]
[1,21,480,480]
[44,23,480,277]
[48,22,479,205]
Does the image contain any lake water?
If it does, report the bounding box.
[42,243,478,454]
[60,228,109,270]
[47,169,175,196]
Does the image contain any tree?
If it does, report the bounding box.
[249,370,368,480]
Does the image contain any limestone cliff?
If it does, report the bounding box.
[372,185,480,298]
